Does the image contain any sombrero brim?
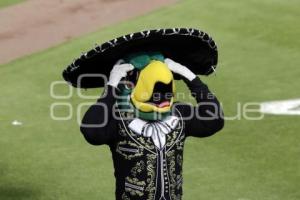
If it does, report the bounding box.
[62,28,218,88]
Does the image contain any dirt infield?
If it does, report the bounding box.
[0,0,176,65]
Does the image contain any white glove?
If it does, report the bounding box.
[165,58,196,81]
[107,59,134,88]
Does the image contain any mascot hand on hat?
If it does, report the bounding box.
[107,59,134,88]
[164,58,196,81]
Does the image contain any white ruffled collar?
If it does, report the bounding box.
[128,116,179,149]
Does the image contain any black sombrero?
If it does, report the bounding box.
[62,28,218,88]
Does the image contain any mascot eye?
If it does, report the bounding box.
[126,69,139,86]
[124,81,135,89]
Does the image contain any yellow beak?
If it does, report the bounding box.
[131,60,175,113]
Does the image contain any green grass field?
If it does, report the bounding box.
[0,0,299,199]
[0,0,24,8]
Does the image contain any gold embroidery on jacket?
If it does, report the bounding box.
[167,149,177,199]
[131,161,145,176]
[124,177,146,197]
[121,193,130,200]
[145,153,157,200]
[116,140,143,160]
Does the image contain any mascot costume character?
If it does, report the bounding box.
[63,28,224,200]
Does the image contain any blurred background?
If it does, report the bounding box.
[0,0,299,199]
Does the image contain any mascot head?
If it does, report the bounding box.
[117,52,175,121]
[63,28,218,119]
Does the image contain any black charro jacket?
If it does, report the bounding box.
[80,77,224,200]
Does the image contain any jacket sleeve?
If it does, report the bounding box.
[80,85,118,145]
[175,76,224,137]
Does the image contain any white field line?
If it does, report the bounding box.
[11,120,23,126]
[260,99,300,115]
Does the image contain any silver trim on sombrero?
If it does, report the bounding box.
[66,28,218,72]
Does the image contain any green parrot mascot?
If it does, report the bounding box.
[63,28,224,200]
